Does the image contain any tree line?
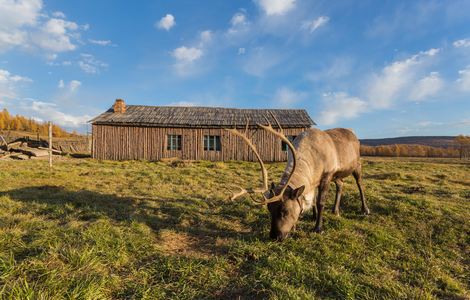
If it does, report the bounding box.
[455,135,470,159]
[360,135,470,159]
[0,108,78,138]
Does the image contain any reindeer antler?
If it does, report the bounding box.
[224,118,270,202]
[224,112,298,205]
[255,111,298,205]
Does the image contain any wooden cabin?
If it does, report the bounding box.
[90,99,315,162]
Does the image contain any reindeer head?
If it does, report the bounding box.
[226,112,304,241]
[267,184,305,241]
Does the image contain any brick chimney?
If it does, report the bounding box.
[113,99,126,113]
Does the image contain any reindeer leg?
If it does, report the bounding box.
[353,166,370,215]
[311,188,318,222]
[312,203,318,222]
[314,176,331,233]
[332,179,343,216]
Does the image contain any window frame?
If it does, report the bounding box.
[204,135,221,151]
[281,135,297,152]
[167,134,182,151]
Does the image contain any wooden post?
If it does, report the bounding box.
[48,122,52,167]
[87,124,92,154]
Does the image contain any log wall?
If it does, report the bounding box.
[92,125,308,162]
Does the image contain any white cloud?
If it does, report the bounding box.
[51,11,65,18]
[26,99,91,128]
[0,0,42,28]
[409,72,443,101]
[0,1,85,53]
[318,92,368,125]
[156,14,175,31]
[457,66,470,91]
[366,48,439,108]
[0,0,42,51]
[31,18,79,52]
[46,53,57,61]
[69,80,81,92]
[317,48,449,126]
[88,39,113,46]
[227,12,250,37]
[231,13,247,27]
[453,38,470,48]
[0,69,31,83]
[0,68,31,99]
[238,47,246,55]
[0,30,27,51]
[172,46,203,63]
[171,46,204,76]
[417,121,443,128]
[78,53,107,74]
[57,79,81,92]
[171,28,215,75]
[424,48,440,56]
[274,87,306,107]
[199,30,212,44]
[255,0,296,16]
[302,16,329,33]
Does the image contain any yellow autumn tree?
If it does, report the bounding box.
[0,108,77,137]
[456,135,470,159]
[0,114,5,130]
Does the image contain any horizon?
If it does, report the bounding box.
[0,0,469,139]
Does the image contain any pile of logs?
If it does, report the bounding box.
[0,137,63,160]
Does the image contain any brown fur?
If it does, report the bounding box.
[267,128,370,240]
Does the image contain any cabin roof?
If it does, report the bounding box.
[90,105,315,128]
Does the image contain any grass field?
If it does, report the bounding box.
[0,157,469,299]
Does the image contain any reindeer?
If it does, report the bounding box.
[226,113,370,241]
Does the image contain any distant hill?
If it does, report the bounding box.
[360,136,458,148]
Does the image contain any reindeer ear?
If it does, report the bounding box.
[293,185,305,198]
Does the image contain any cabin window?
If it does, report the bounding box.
[167,134,182,151]
[204,135,221,151]
[282,135,297,151]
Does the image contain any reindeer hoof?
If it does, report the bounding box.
[313,227,323,234]
[362,208,370,215]
[332,210,340,217]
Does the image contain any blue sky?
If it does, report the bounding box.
[0,0,469,138]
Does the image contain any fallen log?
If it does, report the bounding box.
[7,141,23,149]
[10,154,29,160]
[0,153,15,160]
[10,147,49,157]
[38,147,63,155]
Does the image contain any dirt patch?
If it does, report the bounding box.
[157,230,226,259]
[402,185,427,194]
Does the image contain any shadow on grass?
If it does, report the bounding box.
[0,185,264,258]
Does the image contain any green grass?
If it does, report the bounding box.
[0,157,469,299]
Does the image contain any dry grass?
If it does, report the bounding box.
[0,157,469,299]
